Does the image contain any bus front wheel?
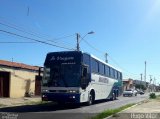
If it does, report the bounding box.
[88,93,93,105]
[87,92,94,106]
[111,93,116,101]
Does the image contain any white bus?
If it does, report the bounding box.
[41,51,122,105]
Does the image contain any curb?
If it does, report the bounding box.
[104,99,149,119]
[104,104,137,119]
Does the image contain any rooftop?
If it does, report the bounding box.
[0,60,39,71]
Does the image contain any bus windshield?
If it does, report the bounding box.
[43,64,80,87]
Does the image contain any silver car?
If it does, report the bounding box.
[123,89,137,97]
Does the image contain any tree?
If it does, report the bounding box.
[135,84,146,90]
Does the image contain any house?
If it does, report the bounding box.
[123,78,134,91]
[0,60,42,98]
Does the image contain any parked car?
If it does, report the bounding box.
[136,89,145,95]
[139,90,145,95]
[123,89,137,97]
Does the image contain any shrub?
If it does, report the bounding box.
[149,93,156,99]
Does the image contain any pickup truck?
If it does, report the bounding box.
[123,89,137,97]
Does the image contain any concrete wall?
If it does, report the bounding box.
[0,67,38,98]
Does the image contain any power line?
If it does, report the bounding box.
[81,38,139,77]
[52,34,75,41]
[82,39,104,54]
[0,18,140,77]
[0,17,53,39]
[0,17,68,45]
[107,54,139,76]
[48,34,76,48]
[0,29,75,50]
[0,20,75,48]
[0,22,44,40]
[0,41,36,43]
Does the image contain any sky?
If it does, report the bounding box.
[0,0,160,84]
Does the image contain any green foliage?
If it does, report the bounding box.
[91,104,135,119]
[135,84,146,90]
[149,93,156,99]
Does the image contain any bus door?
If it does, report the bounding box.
[81,65,89,89]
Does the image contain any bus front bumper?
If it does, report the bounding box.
[42,93,80,103]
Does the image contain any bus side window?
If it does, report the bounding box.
[83,67,87,77]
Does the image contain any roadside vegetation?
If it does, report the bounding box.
[135,84,146,91]
[149,93,160,102]
[149,93,157,99]
[91,103,135,119]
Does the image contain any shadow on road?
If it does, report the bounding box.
[0,99,120,119]
[0,99,116,113]
[0,102,81,112]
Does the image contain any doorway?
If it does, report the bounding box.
[35,75,42,96]
[0,71,10,97]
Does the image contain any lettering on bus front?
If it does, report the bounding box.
[50,56,74,61]
[99,77,109,83]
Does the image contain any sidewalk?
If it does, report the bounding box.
[108,99,160,119]
[0,96,41,107]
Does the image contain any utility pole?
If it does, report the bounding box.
[105,53,108,63]
[76,31,94,51]
[76,33,80,51]
[153,77,156,92]
[149,75,152,92]
[12,58,15,74]
[144,61,147,87]
[140,73,143,90]
[155,78,156,86]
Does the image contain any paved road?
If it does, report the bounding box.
[0,93,149,119]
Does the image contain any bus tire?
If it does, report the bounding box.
[111,93,116,101]
[87,91,95,106]
[87,93,93,105]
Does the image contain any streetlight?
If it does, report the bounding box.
[76,31,94,51]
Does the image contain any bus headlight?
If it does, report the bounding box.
[68,90,78,93]
[42,89,49,93]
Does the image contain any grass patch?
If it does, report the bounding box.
[91,103,135,119]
